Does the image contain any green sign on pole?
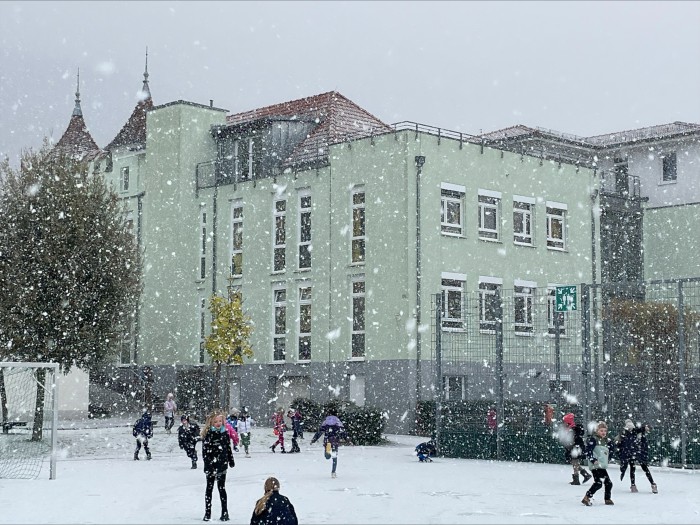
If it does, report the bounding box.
[555,286,577,312]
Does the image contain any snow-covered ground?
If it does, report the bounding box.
[1,416,699,524]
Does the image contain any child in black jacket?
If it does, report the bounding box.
[178,415,201,469]
[201,410,235,522]
[132,410,153,460]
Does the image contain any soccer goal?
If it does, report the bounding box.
[0,362,58,480]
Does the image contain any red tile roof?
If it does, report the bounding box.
[53,113,101,161]
[227,91,392,167]
[106,96,154,151]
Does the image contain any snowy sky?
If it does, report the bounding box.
[1,1,700,164]
[2,419,700,524]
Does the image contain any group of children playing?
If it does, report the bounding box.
[560,412,658,507]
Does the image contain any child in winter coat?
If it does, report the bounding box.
[310,407,350,478]
[415,440,437,462]
[163,393,177,434]
[132,410,153,460]
[178,414,201,469]
[581,421,616,506]
[561,413,592,485]
[270,407,287,453]
[224,417,240,452]
[617,419,658,493]
[287,408,303,453]
[201,410,235,522]
[250,476,298,525]
[237,410,255,457]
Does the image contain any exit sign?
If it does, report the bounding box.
[555,286,577,312]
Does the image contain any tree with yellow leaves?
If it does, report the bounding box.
[204,292,253,407]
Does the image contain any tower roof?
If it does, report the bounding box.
[106,50,153,151]
[53,70,101,161]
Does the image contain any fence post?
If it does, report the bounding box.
[495,288,504,461]
[581,284,591,425]
[677,281,687,467]
[435,294,442,455]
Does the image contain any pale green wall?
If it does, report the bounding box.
[644,204,700,280]
[139,102,227,364]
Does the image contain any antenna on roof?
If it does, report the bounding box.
[72,68,83,117]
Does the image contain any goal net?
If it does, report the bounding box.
[0,362,58,480]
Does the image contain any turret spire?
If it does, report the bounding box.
[141,47,151,99]
[72,68,83,117]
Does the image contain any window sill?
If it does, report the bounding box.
[546,246,567,252]
[514,241,535,248]
[348,357,366,362]
[270,360,286,365]
[294,268,312,274]
[296,360,311,365]
[479,236,502,243]
[658,180,677,186]
[515,331,535,337]
[230,274,243,280]
[348,261,365,268]
[441,231,465,239]
[270,270,286,276]
[441,327,466,333]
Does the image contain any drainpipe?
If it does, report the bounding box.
[415,155,426,407]
[212,181,218,296]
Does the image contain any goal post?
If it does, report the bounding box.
[0,362,59,480]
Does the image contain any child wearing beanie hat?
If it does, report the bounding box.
[581,420,615,506]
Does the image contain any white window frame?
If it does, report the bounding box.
[546,201,567,251]
[441,272,466,331]
[348,374,366,406]
[247,138,255,180]
[514,280,536,335]
[199,207,207,280]
[547,286,567,337]
[273,196,286,273]
[298,190,312,270]
[441,183,465,236]
[478,276,502,333]
[351,275,366,359]
[298,284,312,362]
[231,200,243,277]
[351,186,366,264]
[513,195,535,246]
[273,286,287,362]
[120,166,130,192]
[478,189,501,241]
[444,375,467,401]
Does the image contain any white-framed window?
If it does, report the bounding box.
[298,285,312,361]
[440,182,465,236]
[514,280,536,335]
[441,272,466,330]
[478,277,502,332]
[549,373,572,393]
[513,196,535,246]
[444,375,467,401]
[662,152,677,182]
[273,197,286,273]
[119,321,134,365]
[546,201,567,250]
[298,190,312,270]
[199,208,207,280]
[547,286,567,336]
[348,374,366,406]
[199,296,207,364]
[478,189,501,241]
[351,186,366,264]
[234,138,255,182]
[351,276,366,359]
[231,201,243,277]
[120,166,130,192]
[273,286,287,362]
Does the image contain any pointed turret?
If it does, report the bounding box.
[54,69,101,161]
[106,49,153,151]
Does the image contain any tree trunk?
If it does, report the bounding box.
[213,362,222,410]
[31,367,46,442]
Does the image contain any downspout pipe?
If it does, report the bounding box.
[415,155,426,407]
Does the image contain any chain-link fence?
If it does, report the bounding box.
[428,278,700,468]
